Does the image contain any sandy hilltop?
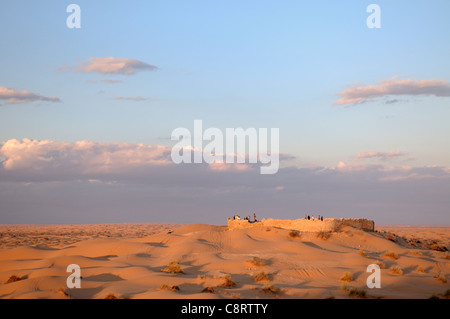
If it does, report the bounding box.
[0,220,449,299]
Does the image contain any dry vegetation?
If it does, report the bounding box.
[375,261,386,269]
[161,261,184,274]
[219,275,236,288]
[5,275,23,284]
[253,272,271,282]
[416,266,426,273]
[348,287,367,298]
[104,293,118,299]
[262,284,279,295]
[246,257,267,267]
[288,230,301,239]
[341,284,367,298]
[340,272,353,282]
[383,251,399,260]
[201,287,215,293]
[159,284,180,292]
[317,231,331,240]
[389,265,403,276]
[409,250,423,257]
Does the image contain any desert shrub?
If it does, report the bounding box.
[317,231,331,240]
[409,250,423,257]
[288,230,301,239]
[201,287,215,293]
[253,272,271,282]
[262,284,278,294]
[389,265,403,276]
[161,261,184,274]
[5,275,23,284]
[375,261,386,269]
[348,287,367,298]
[340,272,353,282]
[219,275,236,288]
[358,250,366,257]
[246,257,267,267]
[383,251,399,260]
[159,284,180,292]
[104,293,118,299]
[416,266,425,273]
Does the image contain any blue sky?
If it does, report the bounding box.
[1,1,449,224]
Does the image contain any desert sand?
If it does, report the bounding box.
[0,222,448,299]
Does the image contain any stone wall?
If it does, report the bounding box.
[227,218,374,232]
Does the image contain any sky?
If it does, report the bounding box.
[0,1,449,225]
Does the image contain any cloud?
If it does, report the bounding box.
[0,139,447,185]
[113,96,148,101]
[0,86,61,104]
[101,79,122,84]
[355,151,408,161]
[0,138,172,179]
[1,139,449,224]
[62,57,158,75]
[335,76,450,105]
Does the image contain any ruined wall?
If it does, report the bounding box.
[227,218,374,232]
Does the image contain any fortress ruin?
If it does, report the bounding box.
[227,218,375,232]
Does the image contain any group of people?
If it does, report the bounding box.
[305,214,324,221]
[232,213,258,222]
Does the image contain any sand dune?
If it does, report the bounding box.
[0,223,448,299]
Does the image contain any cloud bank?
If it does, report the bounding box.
[0,139,447,184]
[335,76,450,105]
[1,139,449,224]
[0,86,61,104]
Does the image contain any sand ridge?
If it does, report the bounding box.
[0,223,448,299]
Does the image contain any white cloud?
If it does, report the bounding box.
[335,76,450,105]
[0,138,172,173]
[0,86,61,104]
[63,57,158,75]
